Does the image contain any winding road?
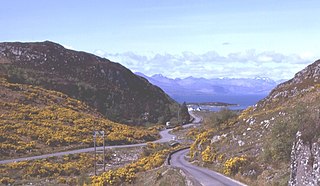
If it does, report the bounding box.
[170,149,246,186]
[0,127,176,164]
[0,112,201,164]
[1,111,246,186]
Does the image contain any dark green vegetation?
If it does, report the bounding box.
[189,60,320,185]
[263,104,320,163]
[206,108,237,130]
[0,41,181,125]
[179,102,190,124]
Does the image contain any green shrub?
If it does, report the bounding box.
[263,104,319,163]
[207,108,237,130]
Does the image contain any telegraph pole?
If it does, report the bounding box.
[93,130,106,175]
[178,108,180,124]
[94,132,96,175]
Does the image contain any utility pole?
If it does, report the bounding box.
[178,107,180,124]
[93,130,106,175]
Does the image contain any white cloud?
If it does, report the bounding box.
[94,49,105,56]
[62,44,74,50]
[299,51,315,61]
[94,50,318,81]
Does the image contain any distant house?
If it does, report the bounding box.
[165,121,175,129]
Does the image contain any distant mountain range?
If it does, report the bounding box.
[135,72,284,106]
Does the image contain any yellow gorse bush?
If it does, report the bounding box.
[2,153,94,180]
[91,147,175,185]
[190,129,214,158]
[0,77,158,158]
[223,156,248,176]
[201,145,216,163]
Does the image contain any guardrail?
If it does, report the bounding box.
[166,146,190,165]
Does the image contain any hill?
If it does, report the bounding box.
[0,41,179,125]
[0,77,159,160]
[189,60,320,185]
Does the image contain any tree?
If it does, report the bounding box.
[179,102,190,124]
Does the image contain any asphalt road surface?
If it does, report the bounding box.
[170,148,246,186]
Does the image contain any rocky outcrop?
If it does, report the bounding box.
[257,60,320,109]
[289,131,320,186]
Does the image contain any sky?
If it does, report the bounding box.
[1,0,320,80]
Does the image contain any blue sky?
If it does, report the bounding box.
[1,0,320,80]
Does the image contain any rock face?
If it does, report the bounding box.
[289,132,320,186]
[0,41,178,124]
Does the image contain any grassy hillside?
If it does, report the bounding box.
[0,77,159,160]
[188,60,320,185]
[0,41,180,125]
